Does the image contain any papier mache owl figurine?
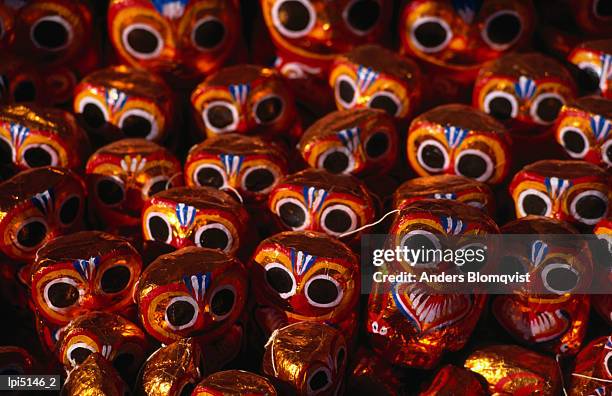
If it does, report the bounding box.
[567,39,612,99]
[570,335,612,395]
[108,0,243,86]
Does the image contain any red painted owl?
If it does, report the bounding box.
[570,335,612,395]
[568,39,612,99]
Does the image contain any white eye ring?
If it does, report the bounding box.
[368,91,403,117]
[142,175,171,198]
[144,211,173,244]
[240,165,279,194]
[570,189,608,225]
[0,135,16,162]
[399,230,442,267]
[193,223,233,252]
[271,0,317,39]
[193,163,227,189]
[481,10,522,51]
[66,342,97,368]
[605,351,612,377]
[601,139,612,167]
[454,149,495,182]
[13,217,48,251]
[577,61,602,79]
[304,274,343,308]
[30,15,73,51]
[274,197,310,231]
[43,277,79,312]
[410,16,453,53]
[517,189,552,218]
[483,91,519,118]
[530,93,565,125]
[191,16,226,51]
[306,366,332,395]
[264,262,297,299]
[335,74,358,109]
[118,108,160,141]
[541,263,579,294]
[164,296,199,331]
[253,94,285,125]
[121,23,164,60]
[416,139,449,173]
[317,147,355,175]
[558,127,590,159]
[209,285,237,321]
[77,97,109,122]
[202,100,239,134]
[320,204,357,236]
[20,143,59,167]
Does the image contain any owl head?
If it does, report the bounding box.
[0,104,90,173]
[263,322,347,396]
[108,0,241,83]
[184,134,288,204]
[86,138,183,231]
[407,104,511,184]
[567,39,612,99]
[62,353,129,396]
[329,45,421,120]
[570,336,612,395]
[193,370,277,396]
[142,186,250,255]
[0,167,86,261]
[509,160,610,227]
[473,53,576,131]
[298,108,397,177]
[30,231,142,326]
[135,247,248,344]
[191,64,299,139]
[268,168,375,241]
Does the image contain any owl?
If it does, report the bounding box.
[509,160,610,227]
[193,370,277,396]
[0,104,90,174]
[142,186,250,256]
[0,56,42,105]
[570,336,612,395]
[298,108,398,177]
[86,138,183,234]
[329,45,422,121]
[57,311,148,379]
[567,39,612,99]
[250,231,360,345]
[190,64,300,140]
[263,322,347,396]
[61,353,129,396]
[267,168,375,241]
[74,66,174,146]
[0,167,85,262]
[406,104,511,184]
[473,53,576,131]
[108,0,242,84]
[184,134,288,205]
[30,231,142,327]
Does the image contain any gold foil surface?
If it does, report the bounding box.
[61,353,128,396]
[193,370,277,395]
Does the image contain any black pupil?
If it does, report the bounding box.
[100,265,131,293]
[17,221,46,248]
[256,96,283,123]
[606,144,612,162]
[113,353,134,374]
[266,267,293,295]
[47,281,78,308]
[194,19,225,49]
[278,1,311,32]
[33,19,68,49]
[166,300,196,327]
[580,66,601,92]
[500,256,526,275]
[488,96,513,119]
[197,227,229,250]
[148,180,169,197]
[336,349,345,368]
[546,267,578,292]
[403,234,437,263]
[207,105,234,129]
[457,153,488,179]
[324,208,352,233]
[24,147,52,167]
[562,130,586,154]
[486,12,521,45]
[13,81,36,102]
[310,370,330,391]
[413,21,448,49]
[595,0,612,17]
[535,97,563,123]
[338,79,355,104]
[59,196,80,224]
[279,202,306,228]
[308,278,339,305]
[196,167,224,188]
[369,95,398,116]
[126,27,159,54]
[0,139,12,164]
[366,132,389,158]
[97,179,124,205]
[245,168,275,192]
[82,103,106,129]
[575,194,607,220]
[211,288,235,317]
[323,151,350,174]
[70,347,92,365]
[523,194,548,215]
[421,143,445,169]
[149,215,170,242]
[347,0,380,31]
[122,115,152,138]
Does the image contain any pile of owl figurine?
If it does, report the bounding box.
[0,0,611,395]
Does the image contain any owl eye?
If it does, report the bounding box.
[594,0,612,19]
[253,95,284,125]
[369,92,401,117]
[275,197,309,230]
[530,93,565,125]
[67,343,96,367]
[193,223,232,252]
[307,367,332,394]
[143,176,172,198]
[570,190,608,225]
[559,127,589,158]
[21,144,58,168]
[58,195,81,226]
[271,0,316,39]
[605,350,612,377]
[118,109,159,140]
[602,139,612,166]
[0,137,12,164]
[335,75,357,109]
[122,23,163,60]
[482,10,522,50]
[43,277,79,311]
[365,131,390,159]
[335,347,346,370]
[541,263,579,294]
[209,285,236,320]
[454,149,495,182]
[576,62,602,92]
[343,0,381,34]
[499,255,527,276]
[242,166,277,193]
[194,164,226,189]
[483,91,518,120]
[517,189,552,217]
[191,16,226,51]
[318,147,354,174]
[305,274,343,308]
[320,204,357,236]
[400,230,441,266]
[410,16,452,53]
[14,218,47,251]
[417,139,449,172]
[165,296,199,331]
[145,212,172,244]
[95,176,125,207]
[77,97,109,130]
[203,101,239,133]
[264,262,297,299]
[100,265,131,294]
[30,15,72,51]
